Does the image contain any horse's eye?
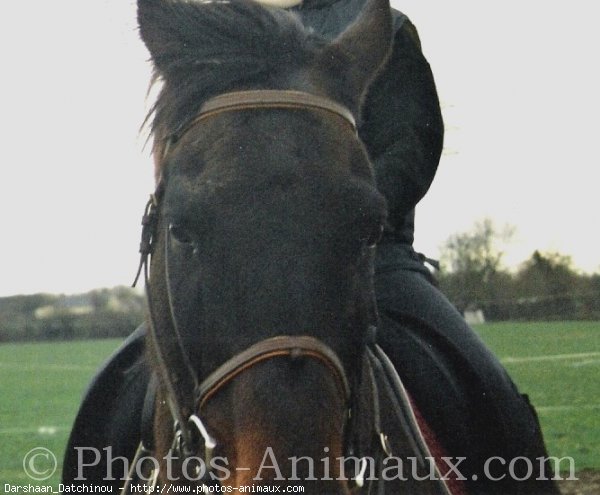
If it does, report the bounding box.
[169,223,194,245]
[365,223,384,248]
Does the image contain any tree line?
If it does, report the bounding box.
[1,221,597,343]
[0,287,145,342]
[437,219,600,321]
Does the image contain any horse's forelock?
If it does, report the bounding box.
[139,0,317,166]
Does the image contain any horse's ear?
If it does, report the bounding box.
[316,0,393,110]
[137,0,179,75]
[137,0,204,76]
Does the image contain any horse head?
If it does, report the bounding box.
[137,0,392,491]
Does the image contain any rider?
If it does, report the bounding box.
[259,0,560,492]
[64,0,560,493]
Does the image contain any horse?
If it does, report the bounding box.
[122,0,456,493]
[61,0,561,493]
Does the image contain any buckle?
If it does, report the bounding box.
[172,415,217,465]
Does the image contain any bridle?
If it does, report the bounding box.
[125,89,450,495]
[127,89,377,491]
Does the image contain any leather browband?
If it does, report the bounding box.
[180,90,356,141]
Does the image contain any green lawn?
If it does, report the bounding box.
[0,339,123,487]
[0,322,598,486]
[474,321,600,471]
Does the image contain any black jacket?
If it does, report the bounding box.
[292,0,444,245]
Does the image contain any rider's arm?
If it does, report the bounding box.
[359,17,444,230]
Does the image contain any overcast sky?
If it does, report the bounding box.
[0,0,598,297]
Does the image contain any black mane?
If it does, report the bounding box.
[139,0,324,141]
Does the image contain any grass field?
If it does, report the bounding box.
[474,321,600,472]
[0,339,122,487]
[0,321,598,487]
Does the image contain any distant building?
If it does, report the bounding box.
[464,308,485,325]
[34,294,94,319]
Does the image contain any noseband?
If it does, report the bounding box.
[197,335,351,410]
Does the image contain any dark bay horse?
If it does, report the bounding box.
[60,0,562,493]
[130,0,451,493]
[59,0,565,493]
